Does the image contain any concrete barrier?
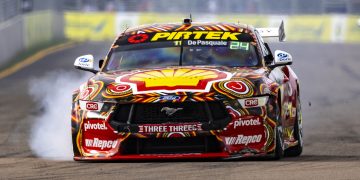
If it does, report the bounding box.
[64,12,115,41]
[0,11,64,68]
[0,16,24,67]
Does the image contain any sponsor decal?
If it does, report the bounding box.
[86,102,98,110]
[77,60,93,68]
[224,134,262,145]
[159,95,181,101]
[139,124,202,133]
[84,138,117,150]
[277,53,290,61]
[233,117,261,128]
[116,68,232,94]
[151,31,241,41]
[186,40,228,46]
[79,101,104,112]
[238,97,268,108]
[128,34,149,43]
[244,98,258,107]
[84,121,107,131]
[79,57,90,62]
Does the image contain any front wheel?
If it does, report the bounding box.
[272,126,284,160]
[270,98,284,160]
[284,97,303,157]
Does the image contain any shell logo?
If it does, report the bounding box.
[115,68,232,94]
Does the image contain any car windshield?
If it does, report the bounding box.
[105,32,260,71]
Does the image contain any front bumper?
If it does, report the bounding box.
[73,116,276,160]
[72,97,278,161]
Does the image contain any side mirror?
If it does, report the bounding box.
[274,50,292,66]
[74,55,97,73]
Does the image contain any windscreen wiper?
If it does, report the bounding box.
[179,36,184,66]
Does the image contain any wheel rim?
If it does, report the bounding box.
[276,100,285,152]
[297,98,303,147]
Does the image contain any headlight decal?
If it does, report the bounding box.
[213,78,254,99]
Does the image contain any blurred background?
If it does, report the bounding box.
[0,0,360,69]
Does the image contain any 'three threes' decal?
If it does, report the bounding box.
[115,68,232,94]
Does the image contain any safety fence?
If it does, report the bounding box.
[64,12,360,43]
[1,11,359,68]
[0,10,64,67]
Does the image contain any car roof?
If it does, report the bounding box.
[115,22,256,44]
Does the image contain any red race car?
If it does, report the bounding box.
[71,19,303,160]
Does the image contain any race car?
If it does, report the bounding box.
[71,19,303,160]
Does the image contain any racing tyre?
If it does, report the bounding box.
[272,126,284,160]
[284,97,303,157]
[271,98,284,160]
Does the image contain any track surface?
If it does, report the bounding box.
[0,42,360,179]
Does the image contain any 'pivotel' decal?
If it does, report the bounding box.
[233,117,261,128]
[84,121,107,131]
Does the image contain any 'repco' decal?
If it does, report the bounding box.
[115,68,232,94]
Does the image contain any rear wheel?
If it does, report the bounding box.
[285,97,303,157]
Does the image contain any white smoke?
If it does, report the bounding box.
[28,71,91,160]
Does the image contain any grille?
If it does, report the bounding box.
[110,101,229,125]
[120,136,222,155]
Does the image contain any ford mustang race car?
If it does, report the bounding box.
[71,19,303,161]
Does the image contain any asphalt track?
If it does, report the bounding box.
[0,42,360,179]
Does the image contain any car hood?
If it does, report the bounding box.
[77,66,279,103]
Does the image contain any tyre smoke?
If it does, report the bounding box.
[28,71,90,160]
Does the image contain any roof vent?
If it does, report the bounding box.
[183,14,192,25]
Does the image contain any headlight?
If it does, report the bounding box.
[237,96,268,108]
